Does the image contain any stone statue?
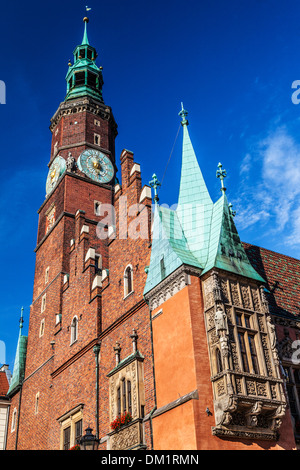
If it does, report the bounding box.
[214,306,227,335]
[66,152,76,172]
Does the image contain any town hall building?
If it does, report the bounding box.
[4,16,300,451]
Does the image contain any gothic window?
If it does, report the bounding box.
[235,311,260,375]
[39,319,45,338]
[124,265,133,298]
[95,255,102,274]
[216,348,223,374]
[63,427,71,450]
[70,316,78,344]
[11,408,17,432]
[75,419,83,445]
[35,392,40,415]
[41,294,46,313]
[45,267,50,284]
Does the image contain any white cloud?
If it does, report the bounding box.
[234,126,300,254]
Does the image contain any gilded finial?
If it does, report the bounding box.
[179,102,189,126]
[216,162,227,193]
[83,16,89,23]
[149,173,161,203]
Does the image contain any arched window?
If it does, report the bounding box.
[70,316,78,344]
[11,408,17,432]
[124,265,133,298]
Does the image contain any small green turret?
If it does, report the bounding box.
[65,17,104,102]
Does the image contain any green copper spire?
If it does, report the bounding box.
[82,16,90,45]
[201,164,265,282]
[177,104,213,267]
[143,204,202,295]
[65,16,104,102]
[144,107,265,298]
[7,308,28,396]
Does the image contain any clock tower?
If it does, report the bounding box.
[47,16,117,196]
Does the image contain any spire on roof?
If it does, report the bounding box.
[19,306,24,334]
[149,173,161,204]
[177,103,213,266]
[216,162,227,193]
[7,308,28,396]
[65,15,104,102]
[82,16,90,45]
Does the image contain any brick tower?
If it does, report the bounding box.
[6,16,154,450]
[5,17,300,452]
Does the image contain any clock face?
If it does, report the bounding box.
[46,156,66,195]
[77,149,114,184]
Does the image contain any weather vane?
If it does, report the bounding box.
[149,174,161,203]
[216,162,227,192]
[86,6,92,12]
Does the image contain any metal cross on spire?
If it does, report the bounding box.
[179,102,189,126]
[149,173,161,203]
[216,162,227,193]
[19,307,24,333]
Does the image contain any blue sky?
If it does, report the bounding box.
[1,0,300,369]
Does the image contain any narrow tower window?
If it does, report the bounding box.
[70,316,78,344]
[124,265,133,298]
[94,134,101,146]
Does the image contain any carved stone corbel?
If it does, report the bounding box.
[269,404,286,431]
[245,401,263,427]
[214,395,238,427]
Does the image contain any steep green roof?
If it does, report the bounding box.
[143,204,201,295]
[7,309,28,396]
[144,105,265,296]
[202,192,265,282]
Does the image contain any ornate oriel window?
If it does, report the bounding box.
[202,270,287,441]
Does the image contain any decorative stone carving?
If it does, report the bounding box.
[66,152,76,172]
[110,421,141,451]
[203,270,287,441]
[145,265,193,311]
[214,307,227,335]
